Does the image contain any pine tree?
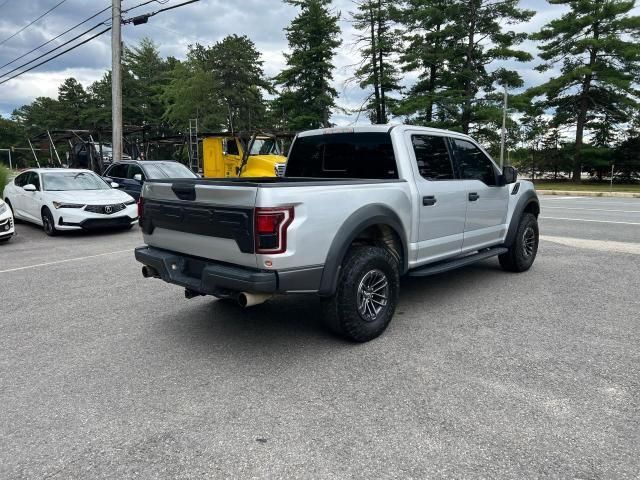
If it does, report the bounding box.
[529,0,640,182]
[449,0,534,135]
[123,38,169,125]
[395,0,533,133]
[163,35,270,131]
[274,0,341,130]
[393,0,458,126]
[351,0,400,124]
[57,78,88,129]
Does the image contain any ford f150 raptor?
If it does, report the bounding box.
[135,125,540,342]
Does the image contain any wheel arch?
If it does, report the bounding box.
[504,190,539,247]
[318,204,408,297]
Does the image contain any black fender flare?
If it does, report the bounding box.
[318,204,408,297]
[504,190,540,247]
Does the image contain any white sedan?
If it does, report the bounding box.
[0,198,15,243]
[3,168,138,236]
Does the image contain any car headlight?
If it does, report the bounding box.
[124,199,136,205]
[52,202,85,209]
[0,203,7,215]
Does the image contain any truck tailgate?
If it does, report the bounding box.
[140,180,258,268]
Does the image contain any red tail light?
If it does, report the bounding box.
[137,197,144,220]
[255,206,294,254]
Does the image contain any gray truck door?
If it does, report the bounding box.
[449,138,509,251]
[408,133,467,264]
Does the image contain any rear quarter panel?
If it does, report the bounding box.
[255,182,413,271]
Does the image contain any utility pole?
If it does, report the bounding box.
[500,85,508,169]
[111,0,123,163]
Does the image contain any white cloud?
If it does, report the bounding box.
[1,0,638,124]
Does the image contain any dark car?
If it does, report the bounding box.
[103,161,197,200]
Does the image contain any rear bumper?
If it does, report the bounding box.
[135,246,323,295]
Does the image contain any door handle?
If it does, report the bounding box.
[423,195,437,206]
[468,192,480,202]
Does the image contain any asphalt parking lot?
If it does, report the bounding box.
[1,196,639,479]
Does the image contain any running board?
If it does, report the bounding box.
[408,247,508,277]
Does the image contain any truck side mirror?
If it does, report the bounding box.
[502,166,517,185]
[133,174,143,182]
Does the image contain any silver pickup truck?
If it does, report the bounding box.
[135,126,539,342]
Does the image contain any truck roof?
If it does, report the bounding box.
[298,124,474,140]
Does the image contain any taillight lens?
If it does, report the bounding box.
[137,197,144,220]
[255,206,294,254]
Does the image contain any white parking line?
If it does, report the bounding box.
[541,235,640,255]
[0,249,133,274]
[544,207,640,213]
[540,217,640,225]
[542,196,585,200]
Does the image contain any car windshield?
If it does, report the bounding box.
[249,138,282,156]
[144,162,197,179]
[42,171,110,191]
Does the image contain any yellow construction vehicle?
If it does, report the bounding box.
[202,131,293,178]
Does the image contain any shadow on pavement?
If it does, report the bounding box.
[155,259,510,349]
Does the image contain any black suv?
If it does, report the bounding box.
[103,161,197,200]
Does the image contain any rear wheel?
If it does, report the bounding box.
[41,207,58,237]
[321,246,399,342]
[499,213,539,272]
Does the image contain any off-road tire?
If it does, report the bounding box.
[499,213,539,272]
[321,246,400,342]
[41,207,58,237]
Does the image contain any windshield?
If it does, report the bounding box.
[42,171,110,191]
[143,162,196,179]
[158,162,197,178]
[249,138,282,156]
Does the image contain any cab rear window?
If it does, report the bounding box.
[285,132,397,179]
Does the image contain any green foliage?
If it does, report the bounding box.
[351,0,400,124]
[394,0,534,134]
[528,0,640,181]
[0,164,8,197]
[274,0,342,130]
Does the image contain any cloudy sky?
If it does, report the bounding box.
[0,0,636,124]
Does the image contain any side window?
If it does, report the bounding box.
[30,172,41,191]
[127,164,144,180]
[107,164,127,178]
[14,172,28,187]
[225,139,239,156]
[451,139,497,186]
[411,135,455,180]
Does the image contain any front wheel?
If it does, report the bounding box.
[321,246,400,342]
[42,207,58,237]
[499,213,539,272]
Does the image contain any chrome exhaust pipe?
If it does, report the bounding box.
[142,265,159,278]
[237,292,272,308]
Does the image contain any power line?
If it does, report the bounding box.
[0,27,111,86]
[0,0,11,10]
[0,6,111,72]
[123,0,200,25]
[0,0,68,47]
[0,0,164,73]
[122,0,170,15]
[0,0,170,78]
[0,22,110,80]
[0,0,197,86]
